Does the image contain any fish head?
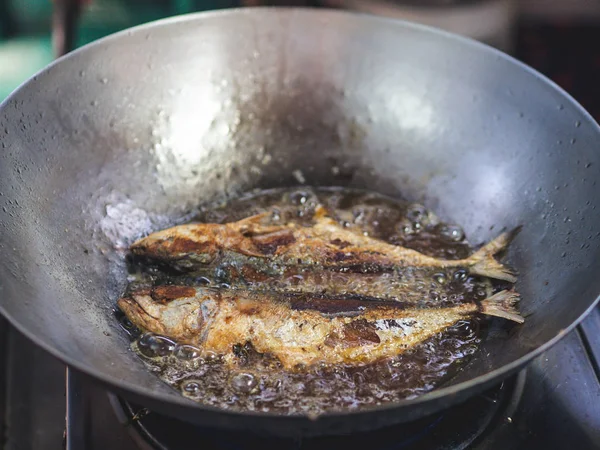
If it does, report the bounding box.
[117,286,219,345]
[130,221,278,267]
[130,224,224,265]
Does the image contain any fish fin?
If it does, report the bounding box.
[314,204,330,219]
[230,211,283,234]
[468,228,521,283]
[480,290,524,324]
[313,204,343,227]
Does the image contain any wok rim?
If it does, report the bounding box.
[1,6,599,423]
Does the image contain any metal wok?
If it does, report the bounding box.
[0,8,599,438]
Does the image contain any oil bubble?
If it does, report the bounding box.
[453,269,468,282]
[231,372,258,393]
[174,344,202,361]
[138,334,176,358]
[183,381,201,394]
[433,273,447,285]
[406,204,427,223]
[204,351,220,362]
[440,224,465,242]
[196,277,211,286]
[399,221,415,235]
[290,191,309,205]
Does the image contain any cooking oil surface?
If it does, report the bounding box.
[120,187,487,415]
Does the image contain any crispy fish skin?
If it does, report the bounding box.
[118,286,522,369]
[131,206,517,283]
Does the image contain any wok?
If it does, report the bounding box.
[0,8,599,437]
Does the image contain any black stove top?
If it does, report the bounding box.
[1,306,599,450]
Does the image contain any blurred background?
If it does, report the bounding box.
[0,0,599,119]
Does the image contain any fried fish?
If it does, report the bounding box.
[118,286,523,370]
[131,206,517,284]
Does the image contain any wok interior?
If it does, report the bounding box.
[0,9,599,427]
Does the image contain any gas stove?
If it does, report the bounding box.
[1,307,599,450]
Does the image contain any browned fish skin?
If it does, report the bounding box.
[131,206,517,283]
[118,286,522,370]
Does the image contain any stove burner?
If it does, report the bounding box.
[108,373,524,450]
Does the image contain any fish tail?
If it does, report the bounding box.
[467,227,521,283]
[480,290,524,323]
